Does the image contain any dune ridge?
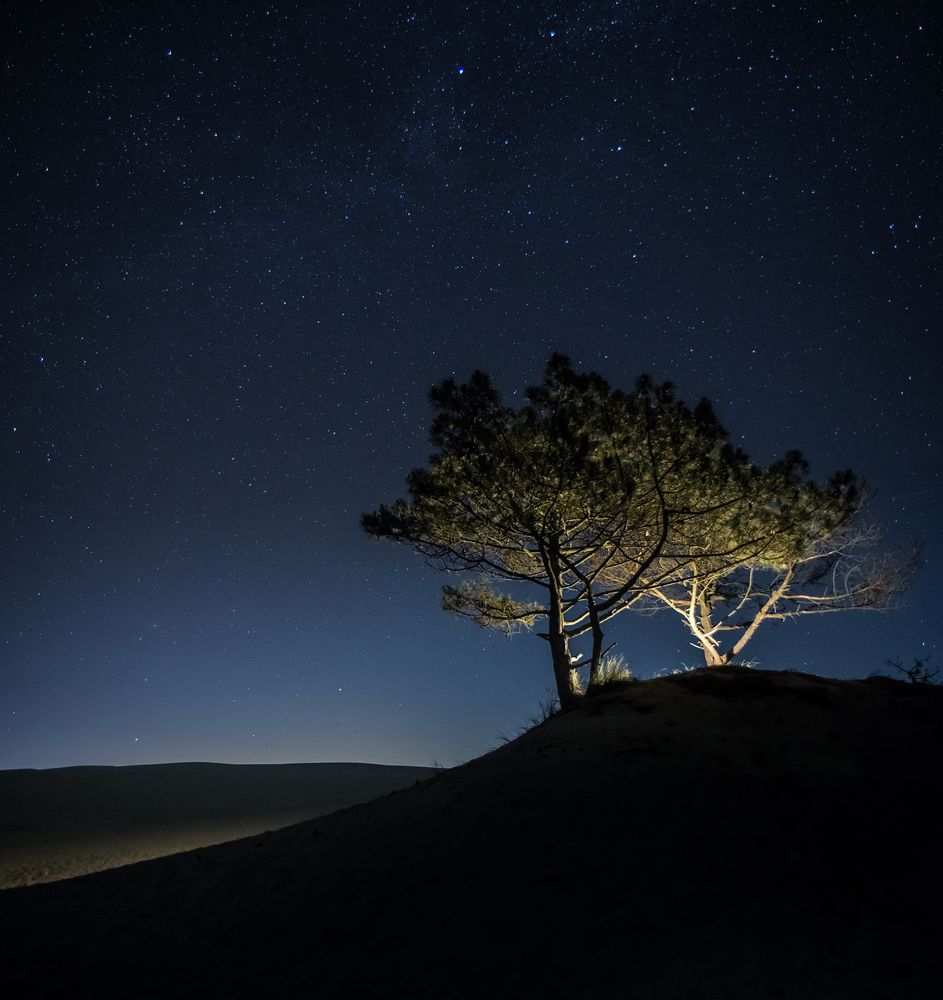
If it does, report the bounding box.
[1,668,941,998]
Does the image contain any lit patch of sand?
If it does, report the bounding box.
[0,761,434,888]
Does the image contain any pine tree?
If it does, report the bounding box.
[363,355,739,706]
[364,356,918,698]
[643,456,918,666]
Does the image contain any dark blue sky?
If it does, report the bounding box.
[2,2,939,769]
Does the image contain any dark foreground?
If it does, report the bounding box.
[2,668,940,999]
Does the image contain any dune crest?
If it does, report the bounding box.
[2,669,941,998]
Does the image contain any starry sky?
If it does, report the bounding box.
[2,2,939,770]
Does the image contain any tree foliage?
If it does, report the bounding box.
[653,525,919,667]
[366,356,737,705]
[640,456,919,665]
[363,355,916,705]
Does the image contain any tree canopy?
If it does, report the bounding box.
[363,355,915,707]
[642,454,919,665]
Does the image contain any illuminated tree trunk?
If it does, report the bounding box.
[691,585,734,666]
[548,538,583,710]
[550,633,583,709]
[701,643,732,667]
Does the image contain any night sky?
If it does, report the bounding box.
[3,2,939,770]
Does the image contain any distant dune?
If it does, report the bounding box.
[1,668,941,998]
[0,761,434,888]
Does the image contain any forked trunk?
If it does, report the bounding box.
[702,643,732,667]
[546,536,584,710]
[550,632,583,710]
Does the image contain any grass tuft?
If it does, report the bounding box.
[587,654,635,695]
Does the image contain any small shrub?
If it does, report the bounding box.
[496,690,561,745]
[885,655,939,685]
[528,692,561,725]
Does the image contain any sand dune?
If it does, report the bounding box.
[1,668,941,998]
[0,761,434,888]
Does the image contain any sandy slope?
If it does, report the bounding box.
[0,761,434,888]
[1,668,941,999]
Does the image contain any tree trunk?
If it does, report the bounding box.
[587,599,605,689]
[551,638,584,710]
[701,642,732,667]
[728,608,770,662]
[547,536,583,710]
